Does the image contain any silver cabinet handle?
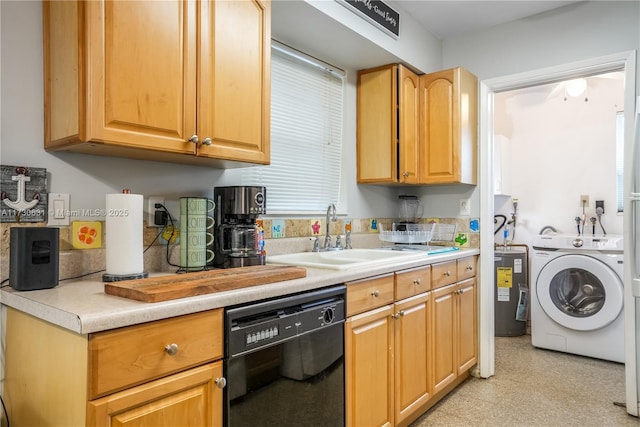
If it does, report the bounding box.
[371,290,380,297]
[164,343,179,356]
[444,271,451,277]
[188,134,199,144]
[392,310,405,320]
[201,137,212,146]
[215,377,227,389]
[413,278,422,285]
[466,265,473,271]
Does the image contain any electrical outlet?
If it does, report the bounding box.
[596,200,605,214]
[147,196,165,227]
[459,198,471,216]
[580,194,589,208]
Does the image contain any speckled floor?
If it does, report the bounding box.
[411,335,638,426]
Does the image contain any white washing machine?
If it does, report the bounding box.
[531,233,624,363]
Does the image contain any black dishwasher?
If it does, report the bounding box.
[224,285,346,427]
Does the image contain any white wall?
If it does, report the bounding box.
[443,1,640,84]
[429,0,640,221]
[494,75,625,245]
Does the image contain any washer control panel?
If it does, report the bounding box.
[533,234,623,252]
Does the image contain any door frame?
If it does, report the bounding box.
[478,50,636,408]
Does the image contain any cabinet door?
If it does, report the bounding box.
[394,293,431,425]
[357,64,397,183]
[431,283,456,394]
[198,0,270,164]
[345,305,394,427]
[87,362,223,427]
[419,67,477,184]
[398,65,420,184]
[85,0,197,154]
[456,278,478,373]
[419,69,456,183]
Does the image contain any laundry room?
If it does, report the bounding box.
[494,71,625,244]
[492,70,626,357]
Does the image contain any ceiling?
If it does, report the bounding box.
[271,1,587,71]
[393,1,584,39]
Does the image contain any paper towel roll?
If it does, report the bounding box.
[105,192,144,276]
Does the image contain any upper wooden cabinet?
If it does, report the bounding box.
[419,67,477,185]
[357,65,477,185]
[43,0,270,167]
[357,64,420,184]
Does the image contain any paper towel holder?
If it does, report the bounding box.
[103,271,149,282]
[103,189,149,282]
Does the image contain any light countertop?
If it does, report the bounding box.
[0,248,479,335]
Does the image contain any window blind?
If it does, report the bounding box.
[242,43,345,214]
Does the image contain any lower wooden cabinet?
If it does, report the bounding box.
[345,271,433,427]
[345,304,395,427]
[457,278,478,373]
[87,362,223,426]
[432,277,477,394]
[346,256,477,427]
[4,307,224,427]
[394,292,432,425]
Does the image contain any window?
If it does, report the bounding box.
[616,111,624,213]
[241,42,345,214]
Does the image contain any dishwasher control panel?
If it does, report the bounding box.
[226,285,346,358]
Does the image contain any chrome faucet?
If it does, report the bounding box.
[323,203,338,250]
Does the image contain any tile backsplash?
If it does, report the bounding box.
[0,217,479,282]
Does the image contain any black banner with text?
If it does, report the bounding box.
[341,0,400,37]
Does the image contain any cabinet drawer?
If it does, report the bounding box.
[346,274,395,317]
[88,309,223,399]
[395,265,431,300]
[457,256,477,281]
[431,261,457,289]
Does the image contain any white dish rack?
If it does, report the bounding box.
[378,223,457,248]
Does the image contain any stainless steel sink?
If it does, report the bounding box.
[266,248,426,270]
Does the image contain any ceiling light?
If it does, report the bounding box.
[565,78,587,97]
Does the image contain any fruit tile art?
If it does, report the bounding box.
[72,221,102,249]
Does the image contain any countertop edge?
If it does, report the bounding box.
[1,248,480,334]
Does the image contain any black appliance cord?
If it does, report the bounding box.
[494,214,507,235]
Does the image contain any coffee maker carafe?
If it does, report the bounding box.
[212,186,266,268]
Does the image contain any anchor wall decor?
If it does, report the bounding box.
[1,165,48,223]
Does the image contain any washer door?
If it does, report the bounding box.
[536,254,623,331]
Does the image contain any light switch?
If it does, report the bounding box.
[47,193,70,226]
[53,199,65,219]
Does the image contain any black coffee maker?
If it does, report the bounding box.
[212,186,266,268]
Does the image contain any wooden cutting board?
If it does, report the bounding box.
[104,265,307,303]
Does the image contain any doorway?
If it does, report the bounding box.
[493,71,625,243]
[477,50,637,416]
